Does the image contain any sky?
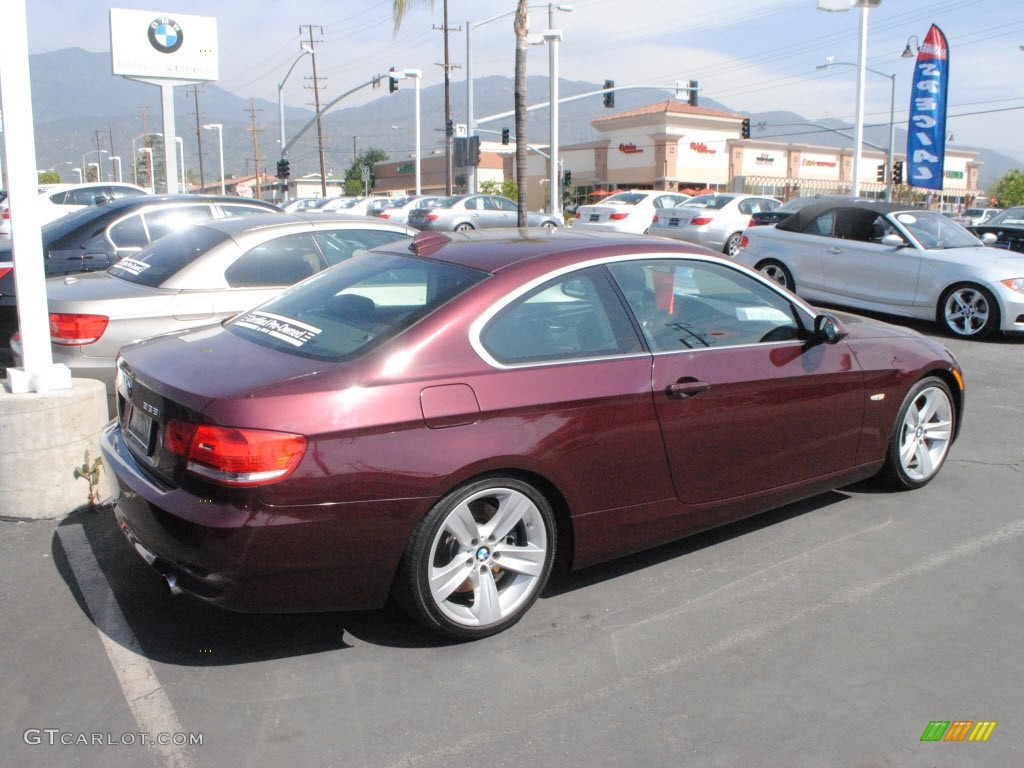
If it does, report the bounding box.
[21,0,1024,161]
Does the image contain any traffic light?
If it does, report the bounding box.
[603,79,615,109]
[446,119,454,137]
[892,160,904,185]
[564,170,572,187]
[876,163,886,183]
[688,80,698,107]
[741,118,750,139]
[276,158,290,180]
[502,127,510,145]
[389,67,398,94]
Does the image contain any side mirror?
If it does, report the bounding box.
[880,233,906,247]
[980,232,997,245]
[813,313,847,344]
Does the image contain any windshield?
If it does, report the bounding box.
[225,252,488,362]
[985,207,1024,226]
[891,211,983,250]
[107,226,231,287]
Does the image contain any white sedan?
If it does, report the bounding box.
[649,193,780,256]
[735,201,1024,339]
[573,190,690,235]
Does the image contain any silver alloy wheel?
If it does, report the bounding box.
[427,487,549,628]
[758,261,791,289]
[455,222,474,232]
[896,384,954,483]
[942,286,992,336]
[725,232,743,257]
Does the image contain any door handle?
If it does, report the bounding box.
[826,247,843,254]
[666,379,710,399]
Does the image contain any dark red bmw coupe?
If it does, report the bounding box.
[102,228,964,639]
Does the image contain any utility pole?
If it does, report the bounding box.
[246,98,263,200]
[301,24,328,197]
[188,84,206,190]
[107,122,116,182]
[434,0,461,195]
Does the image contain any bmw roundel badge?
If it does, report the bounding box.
[148,18,183,54]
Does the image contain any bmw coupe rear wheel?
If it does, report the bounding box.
[396,477,556,639]
[939,284,999,339]
[724,232,743,257]
[455,223,474,232]
[879,376,955,490]
[756,259,795,291]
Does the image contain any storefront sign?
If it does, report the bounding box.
[755,153,775,165]
[618,143,643,154]
[802,158,837,168]
[397,163,415,174]
[689,142,716,155]
[945,169,964,179]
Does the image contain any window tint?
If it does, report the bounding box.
[108,226,231,287]
[64,188,108,205]
[226,253,487,361]
[802,211,835,237]
[482,267,641,364]
[108,214,148,248]
[609,260,802,351]
[313,229,412,266]
[220,203,269,218]
[225,232,325,287]
[495,197,518,211]
[144,206,214,241]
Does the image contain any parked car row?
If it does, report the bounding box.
[1,181,149,236]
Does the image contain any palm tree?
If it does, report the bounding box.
[393,0,531,225]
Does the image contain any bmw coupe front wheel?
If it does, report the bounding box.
[396,477,557,639]
[879,376,955,490]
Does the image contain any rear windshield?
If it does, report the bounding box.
[602,193,645,206]
[107,226,231,287]
[984,207,1024,226]
[682,194,735,209]
[225,252,488,361]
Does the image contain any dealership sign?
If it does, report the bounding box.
[618,143,643,154]
[110,8,218,81]
[906,25,948,190]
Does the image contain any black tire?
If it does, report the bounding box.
[723,232,743,257]
[541,221,558,229]
[878,376,955,491]
[394,476,557,640]
[938,283,999,339]
[755,259,795,291]
[454,222,474,232]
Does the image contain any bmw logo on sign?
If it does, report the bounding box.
[148,17,184,54]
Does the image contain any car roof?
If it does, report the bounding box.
[776,201,907,232]
[97,194,279,211]
[189,211,411,236]
[398,228,714,274]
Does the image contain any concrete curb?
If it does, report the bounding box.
[0,378,114,519]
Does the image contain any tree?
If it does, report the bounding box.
[993,169,1024,208]
[480,178,518,201]
[513,1,528,226]
[38,170,61,184]
[344,148,388,196]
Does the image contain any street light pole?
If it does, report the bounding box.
[82,149,107,182]
[278,45,312,164]
[203,123,225,195]
[175,136,185,193]
[109,156,121,183]
[817,59,896,200]
[545,14,563,216]
[404,69,423,195]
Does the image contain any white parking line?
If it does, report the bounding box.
[58,525,193,768]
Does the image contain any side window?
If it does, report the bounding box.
[481,266,641,364]
[313,229,412,266]
[220,203,268,218]
[482,197,501,211]
[496,197,518,212]
[144,206,215,241]
[107,214,148,248]
[65,188,106,205]
[466,197,484,211]
[47,191,72,205]
[802,211,835,237]
[608,260,803,352]
[224,232,325,287]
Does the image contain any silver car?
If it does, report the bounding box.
[735,201,1024,339]
[372,195,449,225]
[573,190,691,235]
[649,193,780,256]
[11,213,414,410]
[407,194,562,231]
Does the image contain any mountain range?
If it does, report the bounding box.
[11,48,1023,191]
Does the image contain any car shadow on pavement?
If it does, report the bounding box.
[51,506,455,662]
[541,489,850,598]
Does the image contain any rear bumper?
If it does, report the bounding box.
[100,420,428,613]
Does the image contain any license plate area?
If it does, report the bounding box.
[124,402,155,455]
[668,218,680,226]
[589,214,599,222]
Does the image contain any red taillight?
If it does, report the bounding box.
[166,421,307,486]
[690,216,713,225]
[49,313,109,345]
[0,267,12,281]
[379,212,392,219]
[740,235,749,249]
[748,217,756,227]
[609,211,630,220]
[574,210,581,219]
[2,208,10,221]
[426,213,440,221]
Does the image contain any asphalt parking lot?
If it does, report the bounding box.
[2,316,1022,768]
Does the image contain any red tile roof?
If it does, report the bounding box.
[593,100,744,124]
